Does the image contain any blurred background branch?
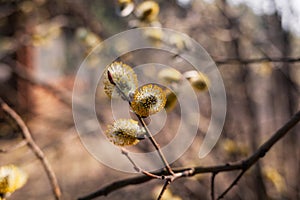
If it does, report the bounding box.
[0,98,61,200]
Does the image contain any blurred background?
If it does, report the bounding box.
[0,0,300,199]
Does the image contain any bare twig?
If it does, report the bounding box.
[77,175,154,200]
[136,115,174,175]
[121,148,162,179]
[157,180,171,200]
[217,170,245,199]
[215,57,300,65]
[211,173,217,200]
[0,140,27,153]
[78,110,300,199]
[0,98,62,200]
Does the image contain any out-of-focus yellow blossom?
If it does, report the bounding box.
[255,62,273,76]
[0,165,27,199]
[164,88,178,112]
[134,1,160,22]
[158,68,182,84]
[184,70,210,92]
[116,0,135,17]
[263,167,286,193]
[76,27,102,49]
[152,185,182,200]
[222,139,249,157]
[143,28,164,47]
[168,33,192,52]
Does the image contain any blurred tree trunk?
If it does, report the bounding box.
[262,3,298,198]
[218,1,268,199]
[12,8,36,113]
[16,43,35,113]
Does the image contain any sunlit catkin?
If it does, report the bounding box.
[103,61,138,98]
[0,165,27,198]
[105,119,145,146]
[131,84,166,117]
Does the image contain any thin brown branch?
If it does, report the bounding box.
[157,180,171,200]
[0,98,62,200]
[211,173,217,200]
[108,70,174,175]
[215,57,300,65]
[0,140,27,153]
[78,110,300,200]
[77,175,154,200]
[217,170,245,200]
[137,116,174,175]
[121,148,162,179]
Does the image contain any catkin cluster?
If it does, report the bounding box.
[103,61,209,147]
[103,61,167,146]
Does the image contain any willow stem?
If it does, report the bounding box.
[136,116,174,175]
[108,70,174,175]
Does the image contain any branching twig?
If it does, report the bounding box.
[120,148,162,179]
[0,98,62,200]
[0,140,27,153]
[78,110,300,199]
[217,170,245,199]
[107,70,174,175]
[157,180,171,200]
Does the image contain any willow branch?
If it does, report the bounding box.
[78,110,300,199]
[136,115,174,175]
[107,70,174,175]
[0,98,62,200]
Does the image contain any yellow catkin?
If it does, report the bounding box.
[0,165,27,196]
[116,0,135,17]
[105,119,144,146]
[131,84,166,117]
[135,1,160,22]
[103,61,138,98]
